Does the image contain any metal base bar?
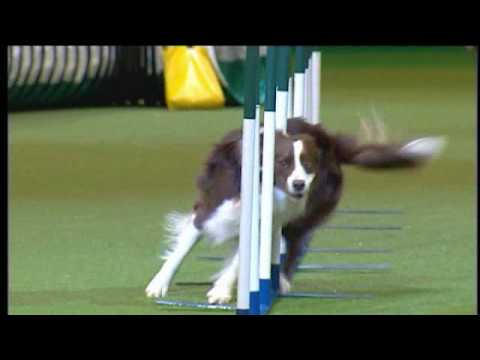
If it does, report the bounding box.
[154,292,373,312]
[155,299,235,311]
[197,248,392,262]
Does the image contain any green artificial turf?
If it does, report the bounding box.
[8,46,476,315]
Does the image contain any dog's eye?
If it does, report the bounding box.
[279,159,290,168]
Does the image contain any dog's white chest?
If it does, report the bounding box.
[201,188,305,246]
[273,187,305,225]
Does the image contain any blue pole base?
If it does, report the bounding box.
[259,279,271,314]
[249,291,260,315]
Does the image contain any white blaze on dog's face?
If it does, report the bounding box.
[274,134,319,199]
[287,140,316,198]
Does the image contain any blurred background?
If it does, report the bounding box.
[8,46,263,110]
[9,46,475,111]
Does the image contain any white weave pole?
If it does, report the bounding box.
[309,57,313,121]
[293,47,305,118]
[259,46,277,313]
[287,77,293,118]
[238,115,255,314]
[311,51,321,124]
[304,57,312,122]
[237,47,259,315]
[259,108,275,311]
[293,72,304,118]
[275,89,288,133]
[275,46,290,288]
[248,104,261,312]
[303,58,308,120]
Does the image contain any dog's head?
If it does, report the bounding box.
[274,133,323,200]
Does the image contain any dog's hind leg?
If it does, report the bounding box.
[146,212,201,298]
[207,248,239,304]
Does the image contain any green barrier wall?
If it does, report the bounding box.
[8,46,166,110]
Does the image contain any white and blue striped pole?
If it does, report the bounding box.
[311,50,321,124]
[275,46,289,133]
[273,46,290,294]
[237,46,259,315]
[248,64,261,315]
[293,46,305,118]
[259,46,277,315]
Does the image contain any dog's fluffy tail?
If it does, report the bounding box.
[336,135,447,169]
[335,115,447,169]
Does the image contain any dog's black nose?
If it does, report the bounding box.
[293,180,305,191]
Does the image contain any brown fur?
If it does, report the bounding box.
[193,117,429,280]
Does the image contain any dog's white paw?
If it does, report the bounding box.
[279,273,291,295]
[207,285,233,304]
[145,274,170,298]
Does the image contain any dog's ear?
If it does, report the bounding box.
[216,129,243,167]
[335,135,447,169]
[333,134,359,164]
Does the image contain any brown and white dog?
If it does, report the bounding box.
[146,117,445,304]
